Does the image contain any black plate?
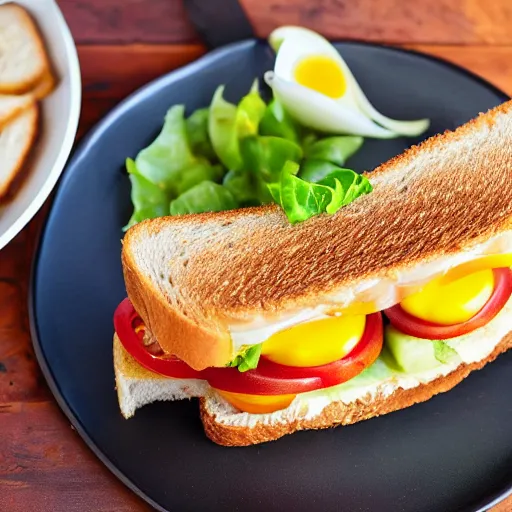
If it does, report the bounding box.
[30,40,512,512]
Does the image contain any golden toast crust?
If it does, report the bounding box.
[123,101,512,368]
[0,4,51,94]
[200,331,512,446]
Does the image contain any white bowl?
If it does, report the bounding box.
[0,0,81,249]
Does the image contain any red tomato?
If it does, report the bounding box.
[114,298,202,379]
[384,268,512,340]
[114,299,384,395]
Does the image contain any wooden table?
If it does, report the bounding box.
[2,1,512,510]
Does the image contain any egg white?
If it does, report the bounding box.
[266,26,430,138]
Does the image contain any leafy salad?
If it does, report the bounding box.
[125,80,372,229]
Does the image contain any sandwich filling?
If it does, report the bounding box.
[227,237,512,349]
[115,254,512,416]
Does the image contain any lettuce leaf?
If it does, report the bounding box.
[298,159,341,183]
[208,81,266,170]
[236,80,267,138]
[126,84,373,230]
[173,160,224,196]
[227,344,262,372]
[259,99,300,143]
[304,136,363,166]
[124,158,170,230]
[170,181,238,215]
[269,161,373,223]
[222,136,303,205]
[223,169,261,206]
[186,107,216,161]
[240,135,302,183]
[433,341,460,365]
[135,105,196,192]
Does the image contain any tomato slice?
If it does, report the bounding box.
[384,268,512,340]
[207,313,382,394]
[114,299,384,395]
[114,298,202,379]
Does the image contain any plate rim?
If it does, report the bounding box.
[28,39,510,512]
[0,0,82,250]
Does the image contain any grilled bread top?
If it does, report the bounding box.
[122,100,512,369]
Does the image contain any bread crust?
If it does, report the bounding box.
[0,104,39,200]
[0,4,50,94]
[122,101,512,369]
[0,94,34,130]
[30,70,56,100]
[122,246,232,370]
[200,332,512,446]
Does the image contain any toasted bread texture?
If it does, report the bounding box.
[0,4,51,95]
[122,101,512,369]
[0,104,38,199]
[0,93,34,129]
[113,330,512,446]
[30,70,56,100]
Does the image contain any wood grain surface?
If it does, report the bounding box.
[58,0,512,45]
[1,0,512,511]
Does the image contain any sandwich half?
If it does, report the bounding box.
[114,100,512,446]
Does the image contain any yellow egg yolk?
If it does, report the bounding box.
[294,55,346,99]
[439,254,512,285]
[261,314,366,367]
[400,269,494,325]
[215,389,296,414]
[216,255,511,414]
[218,315,366,414]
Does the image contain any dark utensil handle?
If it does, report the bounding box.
[183,0,255,49]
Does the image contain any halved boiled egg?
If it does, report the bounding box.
[265,26,430,139]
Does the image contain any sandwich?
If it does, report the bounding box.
[114,101,512,446]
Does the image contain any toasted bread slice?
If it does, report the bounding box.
[0,4,52,95]
[201,332,512,446]
[113,327,512,446]
[0,93,34,129]
[122,101,512,370]
[30,70,56,100]
[0,104,38,199]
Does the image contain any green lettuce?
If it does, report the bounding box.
[298,159,341,183]
[304,136,363,166]
[223,169,261,206]
[208,81,266,170]
[227,344,262,372]
[135,105,196,192]
[237,80,267,137]
[240,136,302,183]
[125,82,370,230]
[259,99,300,143]
[269,161,373,223]
[433,341,460,365]
[223,135,304,205]
[169,181,237,215]
[124,158,170,230]
[173,160,224,196]
[186,107,216,161]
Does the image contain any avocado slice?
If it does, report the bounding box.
[385,325,445,373]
